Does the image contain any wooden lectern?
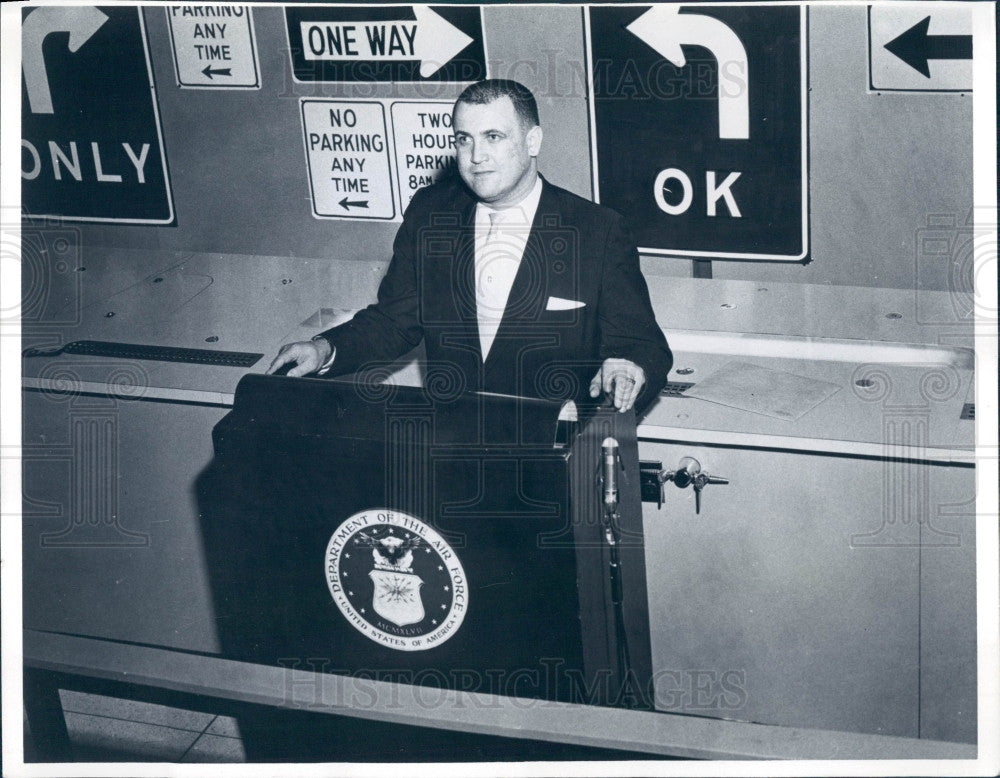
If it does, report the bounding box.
[199,374,653,759]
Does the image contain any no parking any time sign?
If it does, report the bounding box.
[301,100,396,221]
[165,5,261,89]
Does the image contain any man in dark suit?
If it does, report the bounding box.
[268,80,671,414]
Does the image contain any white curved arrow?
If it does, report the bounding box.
[413,6,473,78]
[626,5,749,139]
[22,6,108,114]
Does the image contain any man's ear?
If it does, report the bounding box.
[527,125,543,157]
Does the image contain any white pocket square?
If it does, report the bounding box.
[546,296,585,311]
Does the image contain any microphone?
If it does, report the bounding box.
[602,437,619,514]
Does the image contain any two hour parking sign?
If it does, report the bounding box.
[21,6,174,224]
[587,5,808,261]
[300,99,459,221]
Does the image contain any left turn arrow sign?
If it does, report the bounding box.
[626,5,750,140]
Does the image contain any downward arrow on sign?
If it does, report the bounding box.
[626,5,750,139]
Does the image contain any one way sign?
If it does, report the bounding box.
[286,5,486,83]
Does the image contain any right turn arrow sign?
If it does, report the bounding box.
[22,6,108,114]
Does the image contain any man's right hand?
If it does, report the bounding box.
[265,339,331,377]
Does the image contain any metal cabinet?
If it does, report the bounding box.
[638,437,975,742]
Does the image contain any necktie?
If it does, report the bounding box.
[477,211,516,360]
[486,210,501,243]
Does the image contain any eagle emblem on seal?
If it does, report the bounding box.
[356,532,425,627]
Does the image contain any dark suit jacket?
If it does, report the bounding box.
[318,176,672,413]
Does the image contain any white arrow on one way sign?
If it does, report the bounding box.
[627,5,749,139]
[300,6,473,78]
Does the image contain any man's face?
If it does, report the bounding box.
[453,96,542,208]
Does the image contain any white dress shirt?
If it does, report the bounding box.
[318,176,544,374]
[474,176,543,360]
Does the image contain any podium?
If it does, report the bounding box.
[199,375,652,758]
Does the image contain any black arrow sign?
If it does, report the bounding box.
[201,65,232,79]
[339,197,369,210]
[884,16,972,78]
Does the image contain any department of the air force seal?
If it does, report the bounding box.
[324,509,467,651]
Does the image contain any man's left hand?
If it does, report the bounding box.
[589,358,646,413]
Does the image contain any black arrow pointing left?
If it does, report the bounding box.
[202,65,232,79]
[339,197,369,210]
[884,16,972,78]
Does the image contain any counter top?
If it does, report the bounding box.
[22,249,976,460]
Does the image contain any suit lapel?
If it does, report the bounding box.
[446,198,484,367]
[450,199,478,320]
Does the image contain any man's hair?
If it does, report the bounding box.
[455,79,540,128]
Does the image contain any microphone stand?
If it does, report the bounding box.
[601,438,636,709]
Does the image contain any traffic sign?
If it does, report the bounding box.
[300,100,396,221]
[869,4,973,92]
[587,5,808,261]
[390,101,457,215]
[285,5,486,83]
[165,5,260,89]
[21,6,174,224]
